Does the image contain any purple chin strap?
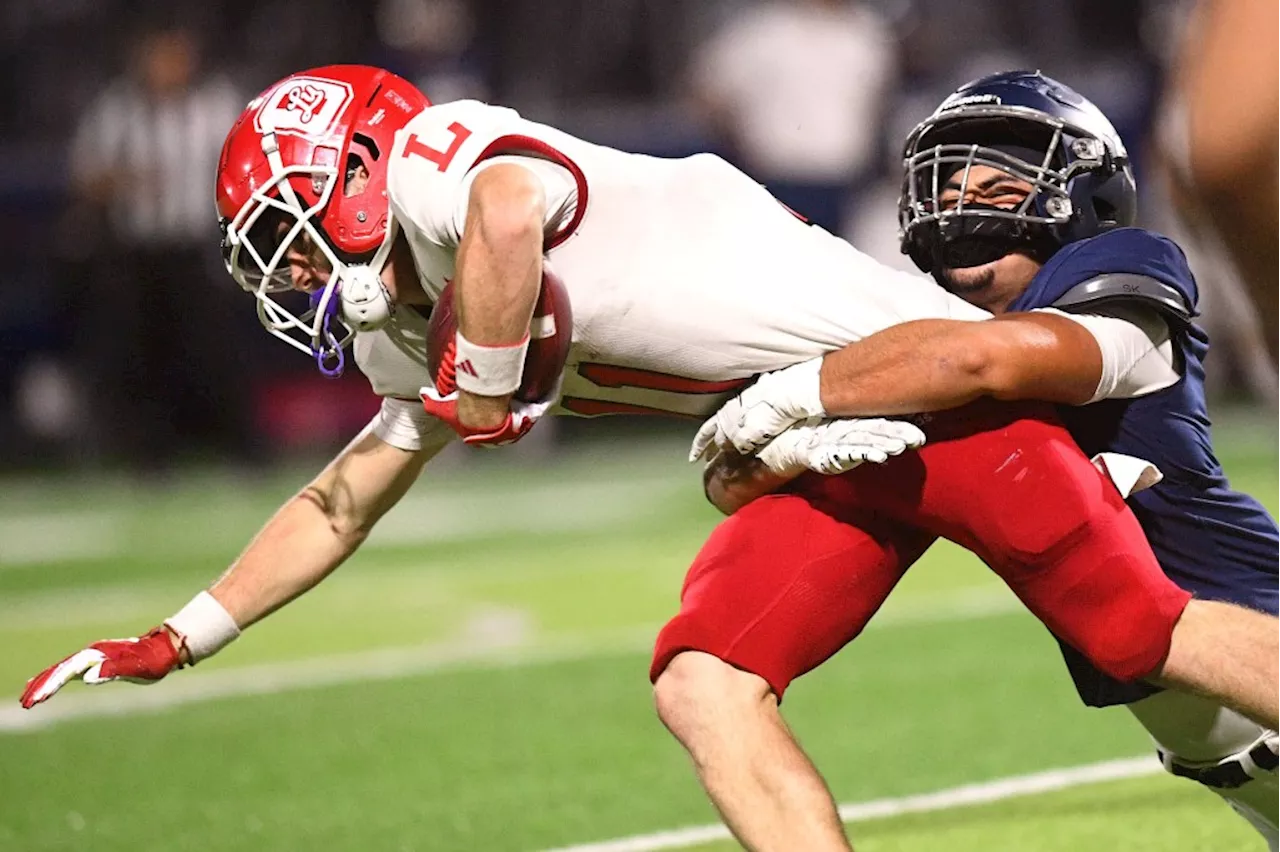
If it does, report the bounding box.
[310,289,347,378]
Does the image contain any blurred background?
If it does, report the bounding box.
[0,0,1273,474]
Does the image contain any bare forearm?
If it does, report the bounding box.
[818,314,1100,416]
[817,320,994,416]
[209,432,433,629]
[452,164,547,427]
[208,493,364,629]
[455,223,542,346]
[455,165,545,348]
[703,449,794,515]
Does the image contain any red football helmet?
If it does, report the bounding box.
[216,65,430,376]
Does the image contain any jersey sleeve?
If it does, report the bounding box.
[387,100,587,250]
[369,396,455,453]
[1028,228,1199,322]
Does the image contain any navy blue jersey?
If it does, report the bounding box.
[1008,227,1278,705]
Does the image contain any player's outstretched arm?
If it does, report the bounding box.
[20,429,440,709]
[209,427,440,629]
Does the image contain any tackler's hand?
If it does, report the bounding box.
[690,358,826,462]
[756,417,927,477]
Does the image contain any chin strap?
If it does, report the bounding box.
[309,290,348,378]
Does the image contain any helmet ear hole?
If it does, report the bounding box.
[1092,197,1118,227]
[344,153,370,198]
[351,133,381,161]
[345,134,381,199]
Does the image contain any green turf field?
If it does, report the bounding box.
[1,416,1274,851]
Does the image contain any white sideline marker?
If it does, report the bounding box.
[540,757,1161,852]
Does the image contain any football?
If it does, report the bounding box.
[425,265,574,402]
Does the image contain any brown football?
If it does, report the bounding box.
[425,266,573,402]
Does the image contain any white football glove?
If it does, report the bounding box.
[755,417,927,477]
[690,358,825,462]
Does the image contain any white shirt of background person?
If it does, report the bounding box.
[691,0,896,182]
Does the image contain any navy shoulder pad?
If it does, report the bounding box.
[1011,228,1198,321]
[1053,273,1194,322]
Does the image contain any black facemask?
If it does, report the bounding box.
[936,234,1017,269]
[915,202,1058,276]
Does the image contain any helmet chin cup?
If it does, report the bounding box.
[338,264,393,332]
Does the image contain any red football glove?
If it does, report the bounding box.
[20,627,182,709]
[420,385,554,447]
[433,333,461,397]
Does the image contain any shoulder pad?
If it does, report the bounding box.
[1052,273,1195,323]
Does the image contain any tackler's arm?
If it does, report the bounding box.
[814,313,1105,415]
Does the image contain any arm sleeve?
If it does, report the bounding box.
[368,397,456,452]
[1034,306,1182,403]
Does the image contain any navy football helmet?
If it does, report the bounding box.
[898,70,1137,275]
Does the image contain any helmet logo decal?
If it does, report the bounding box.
[254,76,354,141]
[938,93,1002,112]
[285,85,326,122]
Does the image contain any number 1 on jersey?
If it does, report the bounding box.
[402,122,472,172]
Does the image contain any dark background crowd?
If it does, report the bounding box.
[0,0,1270,473]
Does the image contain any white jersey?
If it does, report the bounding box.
[358,100,987,447]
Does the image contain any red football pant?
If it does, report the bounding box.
[651,401,1193,699]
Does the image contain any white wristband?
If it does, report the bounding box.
[164,591,241,664]
[454,331,529,396]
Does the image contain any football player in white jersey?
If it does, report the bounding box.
[19,66,1277,852]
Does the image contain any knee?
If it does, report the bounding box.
[653,650,773,741]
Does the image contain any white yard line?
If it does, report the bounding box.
[540,757,1161,852]
[0,587,1022,734]
[1,624,653,734]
